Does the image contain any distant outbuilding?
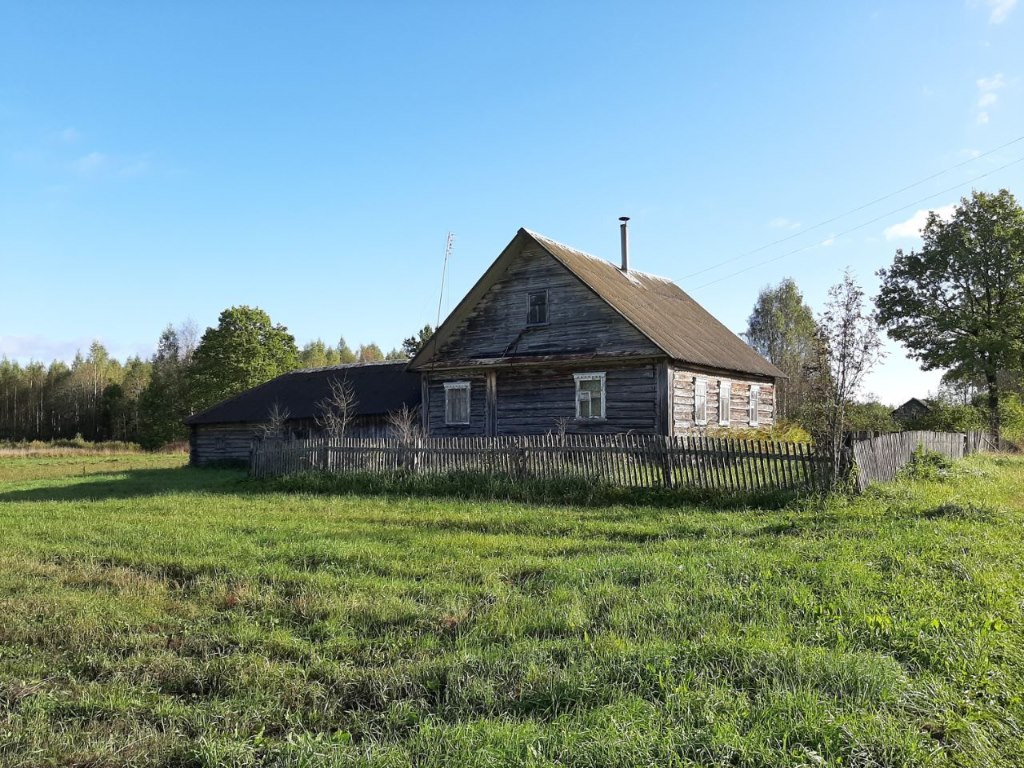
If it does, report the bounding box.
[892,397,931,424]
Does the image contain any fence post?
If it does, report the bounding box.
[660,435,674,489]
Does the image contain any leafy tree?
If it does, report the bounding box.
[299,339,341,369]
[385,347,406,360]
[139,324,194,448]
[845,401,899,433]
[743,279,817,419]
[876,189,1024,438]
[337,337,357,364]
[401,324,435,359]
[356,343,384,363]
[806,270,885,482]
[189,306,298,412]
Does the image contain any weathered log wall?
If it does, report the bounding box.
[670,366,775,435]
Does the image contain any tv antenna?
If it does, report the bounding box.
[435,232,455,331]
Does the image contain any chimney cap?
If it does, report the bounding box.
[619,216,630,223]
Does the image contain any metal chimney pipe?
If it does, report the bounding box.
[619,216,630,272]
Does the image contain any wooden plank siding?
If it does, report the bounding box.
[425,374,488,437]
[433,246,661,362]
[495,364,659,435]
[670,365,775,434]
[190,416,395,465]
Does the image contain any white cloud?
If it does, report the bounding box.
[71,151,154,177]
[961,148,982,158]
[884,204,957,240]
[0,335,89,363]
[974,73,1005,124]
[73,151,106,173]
[821,235,835,247]
[58,127,79,143]
[977,73,1006,92]
[985,0,1017,23]
[768,217,801,230]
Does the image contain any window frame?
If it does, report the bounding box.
[718,381,732,426]
[526,290,549,326]
[573,371,606,420]
[694,377,708,426]
[443,380,471,425]
[749,385,760,426]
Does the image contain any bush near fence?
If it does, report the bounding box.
[848,429,991,491]
[251,434,831,494]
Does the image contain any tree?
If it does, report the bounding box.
[807,270,885,482]
[139,324,194,448]
[875,189,1024,438]
[356,343,384,363]
[743,279,818,419]
[189,306,298,412]
[337,337,357,364]
[260,402,291,438]
[314,376,357,437]
[401,324,435,359]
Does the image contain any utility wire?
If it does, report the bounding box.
[691,154,1024,291]
[681,134,1024,280]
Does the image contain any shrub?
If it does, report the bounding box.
[900,445,953,481]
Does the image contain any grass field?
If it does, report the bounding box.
[1,454,1023,766]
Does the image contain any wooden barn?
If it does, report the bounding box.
[185,361,420,465]
[408,226,783,437]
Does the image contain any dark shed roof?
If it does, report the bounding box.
[410,228,784,379]
[184,361,420,426]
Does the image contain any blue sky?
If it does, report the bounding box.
[1,1,1022,404]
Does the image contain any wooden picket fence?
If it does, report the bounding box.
[250,434,831,493]
[849,430,990,491]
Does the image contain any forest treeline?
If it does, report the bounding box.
[0,311,433,448]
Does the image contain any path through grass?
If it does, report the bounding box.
[1,454,1023,766]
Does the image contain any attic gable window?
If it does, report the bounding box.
[444,381,471,425]
[527,291,548,325]
[574,372,605,420]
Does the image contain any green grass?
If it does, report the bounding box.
[1,454,1023,766]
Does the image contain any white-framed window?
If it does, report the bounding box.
[718,381,732,426]
[749,385,761,426]
[527,290,548,325]
[694,377,708,425]
[574,372,605,420]
[444,381,471,425]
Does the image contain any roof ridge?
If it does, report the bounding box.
[290,360,409,374]
[525,228,674,285]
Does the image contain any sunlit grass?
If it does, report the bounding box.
[1,453,1022,766]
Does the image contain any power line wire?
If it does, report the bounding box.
[690,154,1024,290]
[681,134,1024,280]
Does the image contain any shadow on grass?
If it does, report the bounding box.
[261,470,807,511]
[0,466,251,503]
[2,466,814,511]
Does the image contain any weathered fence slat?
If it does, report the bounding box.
[245,431,983,495]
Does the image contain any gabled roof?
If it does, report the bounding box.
[184,361,420,426]
[894,397,931,412]
[410,228,784,379]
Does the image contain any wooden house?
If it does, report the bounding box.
[185,225,783,464]
[892,397,931,425]
[408,227,783,437]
